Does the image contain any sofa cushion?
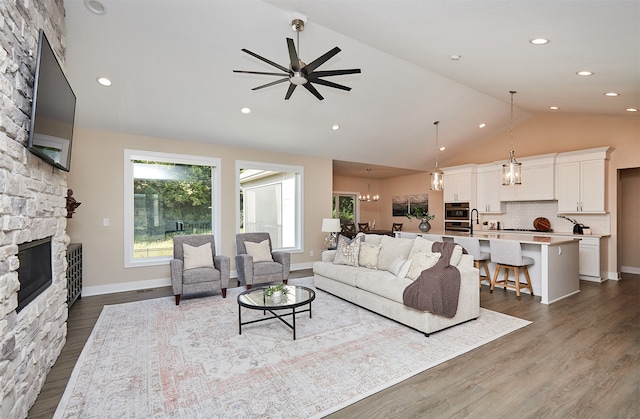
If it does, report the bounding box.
[314,262,359,287]
[359,242,381,269]
[355,269,413,304]
[410,236,464,266]
[183,243,214,269]
[377,236,414,271]
[406,250,441,280]
[388,257,412,277]
[333,235,361,266]
[360,233,385,246]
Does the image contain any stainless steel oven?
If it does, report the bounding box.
[445,221,470,232]
[445,202,470,220]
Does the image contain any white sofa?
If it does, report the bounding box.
[313,234,480,336]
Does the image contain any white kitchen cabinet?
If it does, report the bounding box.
[499,155,555,202]
[477,166,504,213]
[556,147,609,213]
[579,237,602,281]
[443,165,477,204]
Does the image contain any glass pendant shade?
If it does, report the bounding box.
[430,167,444,191]
[502,150,522,185]
[430,120,444,191]
[502,90,522,186]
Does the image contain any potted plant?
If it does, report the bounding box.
[263,284,290,299]
[406,207,436,232]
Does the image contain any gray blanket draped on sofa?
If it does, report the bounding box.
[402,241,463,318]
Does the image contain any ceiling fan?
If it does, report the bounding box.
[233,18,361,100]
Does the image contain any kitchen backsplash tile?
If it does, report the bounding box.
[479,201,611,235]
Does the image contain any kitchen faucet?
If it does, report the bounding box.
[469,208,479,235]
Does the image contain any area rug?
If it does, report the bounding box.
[54,277,530,419]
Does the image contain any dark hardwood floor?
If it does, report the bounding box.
[28,272,639,418]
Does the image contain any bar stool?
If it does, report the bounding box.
[454,237,491,288]
[489,239,534,299]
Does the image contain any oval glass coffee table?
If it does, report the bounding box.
[237,285,315,340]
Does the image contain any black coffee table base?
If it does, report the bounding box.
[238,304,312,340]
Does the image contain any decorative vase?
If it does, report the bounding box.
[419,219,431,232]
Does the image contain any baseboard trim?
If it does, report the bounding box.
[621,266,640,275]
[81,262,315,297]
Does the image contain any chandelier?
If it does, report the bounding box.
[502,90,522,185]
[430,120,444,191]
[359,168,379,202]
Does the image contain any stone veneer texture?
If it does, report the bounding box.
[1,1,69,418]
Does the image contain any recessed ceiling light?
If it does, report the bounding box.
[604,92,619,97]
[241,107,251,114]
[549,106,559,110]
[439,146,446,151]
[626,108,638,112]
[529,38,549,45]
[97,77,111,87]
[449,54,461,61]
[84,0,106,15]
[478,123,486,128]
[576,71,594,76]
[331,125,340,131]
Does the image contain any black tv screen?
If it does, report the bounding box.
[27,29,76,172]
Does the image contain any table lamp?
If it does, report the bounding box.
[321,218,342,249]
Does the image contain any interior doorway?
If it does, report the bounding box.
[618,167,640,275]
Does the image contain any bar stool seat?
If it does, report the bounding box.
[489,239,534,298]
[454,236,491,288]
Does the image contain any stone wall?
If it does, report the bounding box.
[1,1,69,418]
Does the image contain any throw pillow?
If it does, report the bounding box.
[183,242,214,269]
[408,236,435,259]
[244,239,273,262]
[377,236,414,271]
[388,257,412,278]
[449,244,463,266]
[406,250,441,280]
[333,235,361,266]
[358,242,381,269]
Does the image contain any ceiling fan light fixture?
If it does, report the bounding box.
[290,72,308,85]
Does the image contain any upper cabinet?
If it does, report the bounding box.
[442,165,477,204]
[499,154,556,202]
[556,147,610,214]
[477,164,505,213]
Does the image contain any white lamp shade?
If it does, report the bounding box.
[321,218,342,232]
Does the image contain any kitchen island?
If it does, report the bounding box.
[396,230,580,304]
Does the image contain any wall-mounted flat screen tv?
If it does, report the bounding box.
[27,29,76,172]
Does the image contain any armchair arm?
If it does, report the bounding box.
[321,250,337,262]
[170,259,184,295]
[235,254,254,286]
[272,251,291,280]
[214,255,231,288]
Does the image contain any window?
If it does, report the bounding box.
[237,161,303,252]
[332,192,359,224]
[124,150,221,267]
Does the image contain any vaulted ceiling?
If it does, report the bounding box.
[63,0,639,178]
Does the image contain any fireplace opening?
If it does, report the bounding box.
[17,237,53,313]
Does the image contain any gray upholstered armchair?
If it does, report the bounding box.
[170,234,230,305]
[235,232,290,289]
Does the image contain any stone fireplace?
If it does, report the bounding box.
[0,1,69,418]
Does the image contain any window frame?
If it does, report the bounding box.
[124,149,221,268]
[236,160,304,253]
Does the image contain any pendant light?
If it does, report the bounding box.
[430,120,444,191]
[359,168,379,202]
[502,90,522,185]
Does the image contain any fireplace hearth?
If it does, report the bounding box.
[17,237,53,313]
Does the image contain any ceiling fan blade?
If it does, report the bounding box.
[241,48,291,74]
[284,83,297,100]
[311,68,362,77]
[233,70,290,77]
[303,47,341,73]
[251,78,289,91]
[286,38,301,72]
[308,78,352,91]
[303,82,324,100]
